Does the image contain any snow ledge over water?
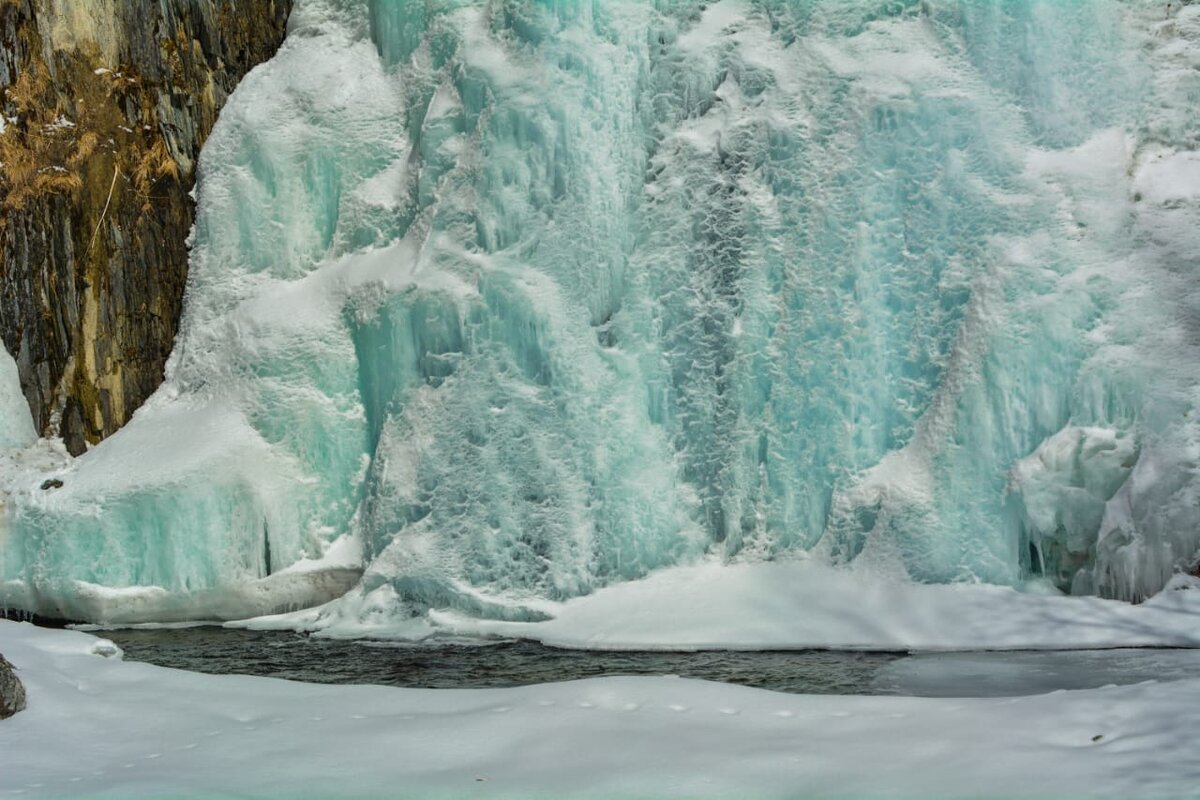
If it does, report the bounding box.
[242,559,1200,652]
[2,619,1200,798]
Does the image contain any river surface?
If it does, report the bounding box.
[98,627,1200,698]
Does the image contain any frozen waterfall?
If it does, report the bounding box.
[2,0,1200,625]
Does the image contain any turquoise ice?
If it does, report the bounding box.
[2,0,1199,623]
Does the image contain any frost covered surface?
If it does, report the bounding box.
[4,621,1200,799]
[3,0,1200,624]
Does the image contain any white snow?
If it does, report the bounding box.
[1134,149,1200,205]
[250,559,1200,652]
[445,561,1200,651]
[0,347,35,450]
[2,620,1200,798]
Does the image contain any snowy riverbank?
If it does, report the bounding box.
[2,620,1199,798]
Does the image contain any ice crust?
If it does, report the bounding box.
[2,1,1200,625]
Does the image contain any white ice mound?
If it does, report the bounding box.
[433,560,1200,651]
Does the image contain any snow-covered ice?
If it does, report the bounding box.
[3,619,1200,798]
[273,559,1200,651]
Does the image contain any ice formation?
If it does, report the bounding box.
[2,0,1200,624]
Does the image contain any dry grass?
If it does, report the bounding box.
[0,60,88,210]
[132,138,180,210]
[0,50,179,216]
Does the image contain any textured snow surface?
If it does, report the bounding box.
[3,1,1200,624]
[265,560,1200,650]
[4,620,1200,799]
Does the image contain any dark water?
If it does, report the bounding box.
[100,627,1200,697]
[102,628,898,694]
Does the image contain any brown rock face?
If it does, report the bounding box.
[0,0,292,454]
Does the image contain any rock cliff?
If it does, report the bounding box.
[0,0,292,454]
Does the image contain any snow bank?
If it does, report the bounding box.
[452,562,1200,651]
[256,559,1200,652]
[3,620,1200,798]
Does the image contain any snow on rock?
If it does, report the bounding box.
[0,651,25,719]
[0,348,35,451]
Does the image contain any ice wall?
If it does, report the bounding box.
[2,0,1199,623]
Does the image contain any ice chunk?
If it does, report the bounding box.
[1008,426,1137,592]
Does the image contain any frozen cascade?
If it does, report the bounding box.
[2,0,1200,625]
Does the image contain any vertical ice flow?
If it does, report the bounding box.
[1,0,1199,624]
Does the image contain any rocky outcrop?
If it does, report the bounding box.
[0,0,292,454]
[0,652,24,718]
